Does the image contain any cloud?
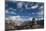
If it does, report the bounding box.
[9,8,16,11]
[35,10,44,20]
[32,12,44,20]
[5,15,22,21]
[25,4,28,9]
[17,2,23,8]
[35,18,38,20]
[5,16,33,22]
[38,10,43,16]
[31,5,44,18]
[31,4,38,9]
[38,17,44,20]
[39,5,44,9]
[37,5,44,16]
[32,12,35,15]
[10,11,16,14]
[28,17,33,21]
[5,8,16,15]
[11,16,19,21]
[6,15,43,23]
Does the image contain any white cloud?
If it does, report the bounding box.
[31,4,38,9]
[38,5,44,16]
[36,11,44,20]
[37,5,44,16]
[10,16,20,21]
[9,8,16,11]
[35,18,38,20]
[38,17,44,20]
[10,11,16,14]
[25,4,28,9]
[6,15,43,22]
[6,8,16,14]
[28,17,33,21]
[6,15,23,21]
[5,16,33,22]
[32,12,35,15]
[9,16,16,21]
[17,2,23,8]
[37,10,43,16]
[35,5,44,17]
[40,10,43,16]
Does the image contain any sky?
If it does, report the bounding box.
[5,0,44,21]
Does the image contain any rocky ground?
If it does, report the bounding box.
[5,23,44,30]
